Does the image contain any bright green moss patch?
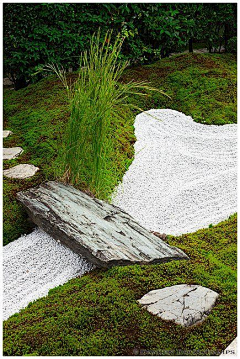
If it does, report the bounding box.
[123,53,237,125]
[3,215,237,356]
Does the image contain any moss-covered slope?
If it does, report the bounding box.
[123,53,237,125]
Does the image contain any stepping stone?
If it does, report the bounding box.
[3,147,23,160]
[3,164,39,179]
[3,130,13,138]
[16,181,189,268]
[3,77,13,86]
[138,284,219,327]
[221,338,237,356]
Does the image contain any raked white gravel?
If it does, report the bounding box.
[112,109,237,235]
[3,228,94,320]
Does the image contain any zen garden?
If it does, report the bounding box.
[2,2,237,357]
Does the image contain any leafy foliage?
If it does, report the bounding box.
[3,215,237,356]
[4,3,237,89]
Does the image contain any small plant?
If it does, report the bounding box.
[44,31,167,199]
[209,224,213,228]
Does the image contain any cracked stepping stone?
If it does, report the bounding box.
[3,130,13,138]
[3,147,23,160]
[138,284,219,327]
[3,164,39,179]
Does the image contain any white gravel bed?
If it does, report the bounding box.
[3,228,94,320]
[112,109,237,235]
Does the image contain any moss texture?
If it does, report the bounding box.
[3,215,237,356]
[123,53,237,125]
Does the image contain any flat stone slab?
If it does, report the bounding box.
[138,284,219,327]
[3,164,39,179]
[3,147,23,160]
[17,181,188,268]
[3,130,13,138]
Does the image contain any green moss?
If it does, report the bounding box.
[123,53,237,125]
[3,76,69,245]
[3,215,237,356]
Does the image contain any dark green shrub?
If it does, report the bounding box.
[227,37,237,53]
[4,3,237,89]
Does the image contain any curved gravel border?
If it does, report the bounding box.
[3,228,94,320]
[112,109,237,235]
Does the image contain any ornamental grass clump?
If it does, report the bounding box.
[47,31,166,199]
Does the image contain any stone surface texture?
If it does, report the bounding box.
[112,109,237,235]
[3,147,23,160]
[3,130,13,138]
[138,284,219,327]
[3,164,39,179]
[3,77,14,86]
[17,181,188,268]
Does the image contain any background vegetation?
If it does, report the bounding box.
[4,3,236,90]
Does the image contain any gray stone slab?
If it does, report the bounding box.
[3,164,39,179]
[3,147,23,160]
[138,284,219,327]
[17,181,189,268]
[3,130,13,138]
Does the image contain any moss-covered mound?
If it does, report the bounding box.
[3,215,237,356]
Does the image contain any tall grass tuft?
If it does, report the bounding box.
[46,31,167,199]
